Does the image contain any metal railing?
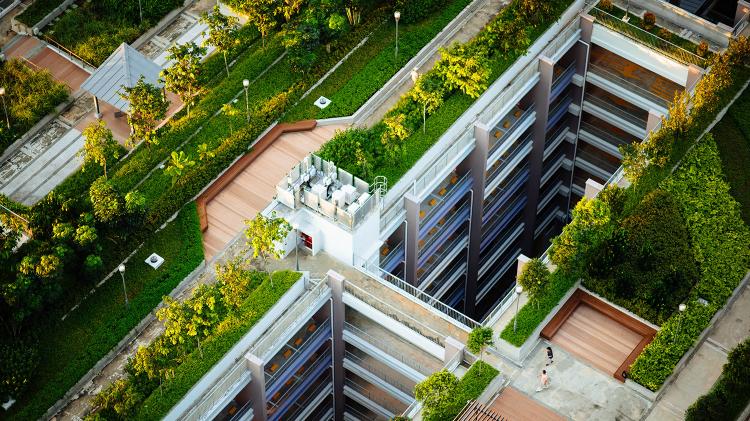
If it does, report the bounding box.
[488,106,535,157]
[344,321,436,375]
[551,61,577,91]
[478,63,538,127]
[345,350,415,396]
[481,282,518,325]
[344,280,447,345]
[250,277,329,360]
[285,377,332,420]
[733,12,749,37]
[420,172,472,226]
[344,377,406,415]
[42,35,96,70]
[183,362,251,421]
[265,318,331,386]
[584,93,647,129]
[411,130,475,199]
[587,62,670,108]
[588,6,707,67]
[580,120,632,150]
[354,259,481,330]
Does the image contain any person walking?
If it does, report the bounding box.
[536,369,550,392]
[546,346,554,366]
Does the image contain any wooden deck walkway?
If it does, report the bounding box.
[201,124,345,259]
[488,387,565,421]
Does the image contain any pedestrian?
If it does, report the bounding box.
[536,369,550,392]
[546,346,554,366]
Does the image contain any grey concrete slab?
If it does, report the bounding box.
[709,284,750,350]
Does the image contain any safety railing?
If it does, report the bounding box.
[344,321,436,375]
[478,63,539,127]
[587,62,670,108]
[345,350,415,396]
[580,120,632,150]
[411,130,474,199]
[488,106,535,158]
[250,277,329,360]
[182,362,251,421]
[588,7,707,67]
[42,35,96,70]
[265,318,331,386]
[481,282,519,325]
[344,377,406,415]
[584,93,647,129]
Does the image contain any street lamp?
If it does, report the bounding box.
[394,11,401,59]
[242,79,250,123]
[118,264,129,309]
[513,285,523,333]
[292,223,300,272]
[677,303,687,332]
[0,87,9,130]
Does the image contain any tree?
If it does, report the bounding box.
[414,369,459,419]
[89,177,124,224]
[518,0,551,23]
[467,327,494,369]
[518,258,550,307]
[381,113,410,159]
[240,0,278,47]
[482,18,530,56]
[222,101,240,135]
[282,21,320,73]
[184,284,224,356]
[201,5,240,77]
[243,211,291,285]
[277,0,304,22]
[119,76,168,148]
[410,73,445,132]
[216,256,258,309]
[79,120,119,178]
[161,42,206,117]
[434,43,490,98]
[0,339,39,399]
[164,151,196,185]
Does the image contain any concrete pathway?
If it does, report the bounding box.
[645,279,750,421]
[361,0,507,127]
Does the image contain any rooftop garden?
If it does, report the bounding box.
[589,0,712,67]
[414,360,499,421]
[0,59,69,156]
[42,0,184,66]
[14,0,63,27]
[318,0,576,184]
[500,37,750,392]
[1,1,474,418]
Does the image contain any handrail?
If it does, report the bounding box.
[588,6,707,67]
[265,318,331,386]
[344,378,404,415]
[488,106,535,157]
[580,120,631,149]
[584,93,647,128]
[42,35,96,70]
[344,321,435,375]
[345,350,414,396]
[587,62,670,108]
[182,362,251,421]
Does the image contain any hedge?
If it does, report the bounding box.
[5,203,204,420]
[714,88,750,224]
[282,0,473,122]
[628,138,750,391]
[135,271,301,420]
[499,270,577,346]
[685,338,750,421]
[14,0,62,27]
[429,361,499,421]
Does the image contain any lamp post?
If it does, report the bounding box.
[242,79,250,123]
[677,303,687,333]
[394,11,401,59]
[0,87,9,130]
[118,264,129,309]
[513,285,523,333]
[138,0,143,24]
[292,223,300,272]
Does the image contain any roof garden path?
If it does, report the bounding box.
[359,0,507,128]
[644,278,750,421]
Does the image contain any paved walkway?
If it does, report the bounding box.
[646,279,750,421]
[202,124,345,259]
[361,0,507,127]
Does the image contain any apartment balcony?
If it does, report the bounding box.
[537,179,566,213]
[578,121,633,158]
[344,310,444,377]
[423,258,466,300]
[267,352,332,421]
[534,203,565,239]
[550,61,577,103]
[546,92,574,130]
[480,202,525,254]
[285,378,332,421]
[543,125,571,161]
[417,223,469,282]
[417,242,466,297]
[477,245,522,303]
[541,147,571,188]
[483,165,529,224]
[379,241,404,274]
[487,104,536,161]
[344,348,416,402]
[418,200,470,267]
[418,172,472,238]
[478,223,524,279]
[485,133,533,195]
[575,144,620,180]
[587,62,670,114]
[344,373,407,418]
[265,319,331,397]
[344,401,381,421]
[301,395,334,421]
[583,93,648,138]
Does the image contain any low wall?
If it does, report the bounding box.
[195,120,317,231]
[31,0,76,32]
[629,0,731,47]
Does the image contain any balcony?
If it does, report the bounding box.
[480,200,526,253]
[417,223,469,281]
[544,125,570,160]
[344,374,407,417]
[485,132,533,191]
[488,105,536,159]
[379,241,404,275]
[478,246,522,302]
[537,179,565,213]
[575,144,621,179]
[483,165,529,223]
[583,93,647,138]
[423,259,466,300]
[267,351,332,421]
[578,120,633,158]
[541,147,571,187]
[418,196,470,257]
[479,223,524,279]
[587,62,670,113]
[284,378,332,420]
[419,172,472,238]
[265,319,331,395]
[546,92,573,130]
[550,61,577,102]
[344,348,416,402]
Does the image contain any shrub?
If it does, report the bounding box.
[643,12,656,30]
[598,0,613,11]
[685,338,750,420]
[415,361,498,421]
[696,40,709,58]
[658,27,672,41]
[396,0,447,23]
[0,339,39,400]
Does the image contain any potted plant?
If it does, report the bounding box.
[643,12,656,30]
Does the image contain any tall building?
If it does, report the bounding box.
[167,0,749,419]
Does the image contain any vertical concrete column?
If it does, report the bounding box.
[584,178,604,199]
[465,123,491,318]
[404,194,420,286]
[244,353,267,421]
[580,14,594,44]
[521,56,554,253]
[736,1,750,27]
[327,270,346,420]
[646,109,663,134]
[686,64,704,92]
[444,336,466,366]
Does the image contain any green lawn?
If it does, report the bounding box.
[713,88,750,224]
[5,203,204,421]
